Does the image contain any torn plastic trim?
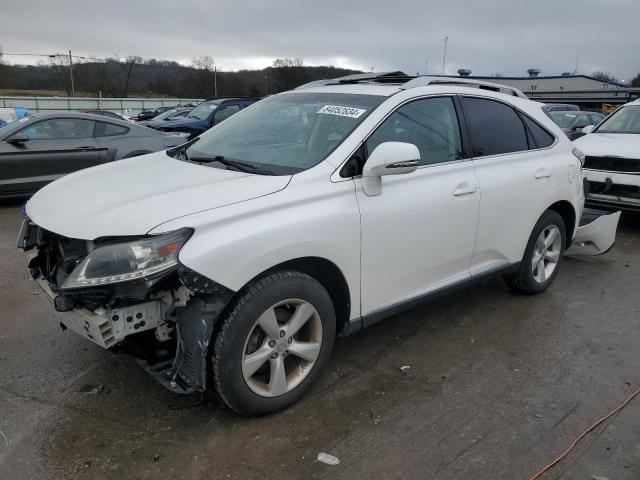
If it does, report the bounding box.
[165,292,234,394]
[566,208,621,256]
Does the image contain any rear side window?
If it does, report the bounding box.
[95,122,129,137]
[522,115,555,148]
[461,97,528,157]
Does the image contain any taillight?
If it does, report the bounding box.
[572,147,585,167]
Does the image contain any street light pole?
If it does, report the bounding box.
[68,50,75,97]
[442,36,448,75]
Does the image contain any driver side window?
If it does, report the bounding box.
[366,97,463,167]
[21,118,94,140]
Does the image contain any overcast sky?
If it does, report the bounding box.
[2,0,639,80]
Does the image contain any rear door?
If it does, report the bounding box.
[460,96,558,275]
[0,117,102,195]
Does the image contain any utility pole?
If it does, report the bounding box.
[264,75,268,96]
[425,60,428,75]
[574,53,580,74]
[442,36,448,75]
[214,65,218,98]
[68,50,75,97]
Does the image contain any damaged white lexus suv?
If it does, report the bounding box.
[18,73,620,414]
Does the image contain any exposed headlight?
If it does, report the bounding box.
[61,229,191,289]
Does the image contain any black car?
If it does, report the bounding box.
[135,106,176,121]
[548,111,605,140]
[80,109,132,122]
[0,112,188,198]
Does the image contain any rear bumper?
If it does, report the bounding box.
[566,208,621,256]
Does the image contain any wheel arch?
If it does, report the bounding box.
[547,200,577,248]
[247,256,352,334]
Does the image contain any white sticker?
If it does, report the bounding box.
[317,105,366,119]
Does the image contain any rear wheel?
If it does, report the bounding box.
[213,271,336,415]
[504,210,566,294]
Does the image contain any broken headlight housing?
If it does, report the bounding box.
[61,229,192,289]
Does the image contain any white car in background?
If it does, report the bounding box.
[18,74,619,415]
[575,99,640,210]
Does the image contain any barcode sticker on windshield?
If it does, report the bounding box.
[317,105,366,119]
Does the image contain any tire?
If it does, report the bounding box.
[503,210,566,295]
[213,270,336,415]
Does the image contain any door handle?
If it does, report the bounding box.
[452,184,477,197]
[75,146,95,151]
[535,168,551,179]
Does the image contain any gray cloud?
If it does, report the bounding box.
[2,0,639,80]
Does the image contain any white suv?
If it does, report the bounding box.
[18,74,619,414]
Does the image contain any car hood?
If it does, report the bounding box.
[27,151,291,240]
[574,133,640,158]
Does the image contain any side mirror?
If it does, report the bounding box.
[7,134,29,145]
[582,125,595,134]
[362,141,420,196]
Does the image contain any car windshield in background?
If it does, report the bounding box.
[181,92,385,175]
[549,112,578,128]
[188,103,217,120]
[153,109,179,121]
[596,106,640,134]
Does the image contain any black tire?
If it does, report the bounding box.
[503,210,566,295]
[213,270,336,415]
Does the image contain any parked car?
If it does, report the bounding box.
[136,106,175,121]
[80,109,133,122]
[18,75,619,415]
[153,98,256,138]
[548,111,604,140]
[0,112,188,198]
[137,107,192,128]
[575,99,640,210]
[0,107,28,127]
[543,103,581,113]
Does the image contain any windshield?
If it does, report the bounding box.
[182,92,385,174]
[153,109,178,121]
[596,106,640,134]
[188,102,218,120]
[549,112,578,128]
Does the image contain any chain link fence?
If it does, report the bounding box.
[0,96,204,116]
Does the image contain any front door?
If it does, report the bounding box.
[0,117,103,195]
[357,96,480,316]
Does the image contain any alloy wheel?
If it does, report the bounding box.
[241,299,323,397]
[531,225,562,283]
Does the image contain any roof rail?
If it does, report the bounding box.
[295,71,411,89]
[402,76,528,98]
[295,72,528,99]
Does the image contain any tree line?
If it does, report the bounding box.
[0,53,359,98]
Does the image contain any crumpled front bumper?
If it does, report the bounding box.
[566,208,621,256]
[30,263,169,349]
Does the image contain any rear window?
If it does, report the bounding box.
[95,122,129,137]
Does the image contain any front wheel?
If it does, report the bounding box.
[504,210,566,295]
[213,271,336,415]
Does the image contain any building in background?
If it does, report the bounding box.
[446,69,638,111]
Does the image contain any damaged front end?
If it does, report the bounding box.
[17,220,233,394]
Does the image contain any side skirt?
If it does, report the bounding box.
[341,263,520,336]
